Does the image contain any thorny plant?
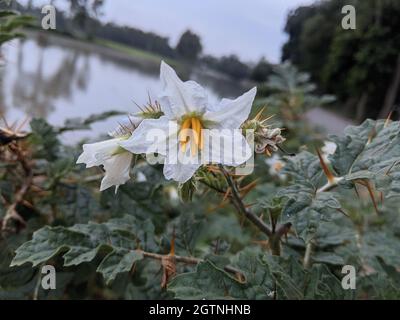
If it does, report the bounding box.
[1,62,400,300]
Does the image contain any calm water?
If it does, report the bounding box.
[0,34,246,143]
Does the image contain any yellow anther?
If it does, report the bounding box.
[192,118,200,146]
[179,117,204,155]
[179,118,191,142]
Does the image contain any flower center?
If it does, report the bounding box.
[179,117,204,155]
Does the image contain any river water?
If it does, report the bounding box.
[0,33,248,143]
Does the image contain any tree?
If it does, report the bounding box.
[282,0,400,120]
[68,0,105,37]
[176,29,202,61]
[250,57,272,82]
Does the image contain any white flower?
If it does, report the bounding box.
[121,61,257,183]
[265,154,286,180]
[77,117,142,191]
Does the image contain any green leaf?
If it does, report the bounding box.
[29,119,60,161]
[304,264,350,299]
[168,260,247,300]
[277,151,341,241]
[10,216,154,284]
[312,252,344,266]
[97,250,143,285]
[178,177,196,203]
[331,119,400,191]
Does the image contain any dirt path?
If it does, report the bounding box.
[305,107,353,136]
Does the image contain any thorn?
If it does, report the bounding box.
[1,115,10,129]
[316,148,335,184]
[16,116,30,133]
[132,100,147,114]
[354,183,360,199]
[206,202,228,213]
[358,180,380,215]
[366,182,380,216]
[385,160,399,175]
[239,179,259,194]
[236,176,246,185]
[222,187,231,203]
[254,107,266,121]
[244,202,256,209]
[384,111,393,128]
[260,114,275,124]
[128,115,137,130]
[367,126,377,145]
[9,119,18,131]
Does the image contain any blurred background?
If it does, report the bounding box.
[1,0,399,142]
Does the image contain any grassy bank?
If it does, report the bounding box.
[93,38,178,67]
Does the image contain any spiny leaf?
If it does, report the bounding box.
[10,216,154,284]
[168,260,247,300]
[97,250,143,285]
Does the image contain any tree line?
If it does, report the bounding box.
[282,0,400,121]
[7,1,272,83]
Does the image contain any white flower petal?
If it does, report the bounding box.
[163,161,201,183]
[76,138,121,168]
[119,116,178,156]
[204,87,257,129]
[159,61,208,119]
[100,152,133,191]
[202,129,252,166]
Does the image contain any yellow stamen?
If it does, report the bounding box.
[179,118,191,142]
[198,119,204,150]
[178,117,204,155]
[191,118,200,146]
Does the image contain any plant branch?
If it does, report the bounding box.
[1,143,33,231]
[218,164,273,238]
[137,250,243,278]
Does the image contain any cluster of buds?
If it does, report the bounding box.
[241,107,286,156]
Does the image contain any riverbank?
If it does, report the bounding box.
[20,29,354,136]
[24,29,178,73]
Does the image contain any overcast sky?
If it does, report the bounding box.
[25,0,315,63]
